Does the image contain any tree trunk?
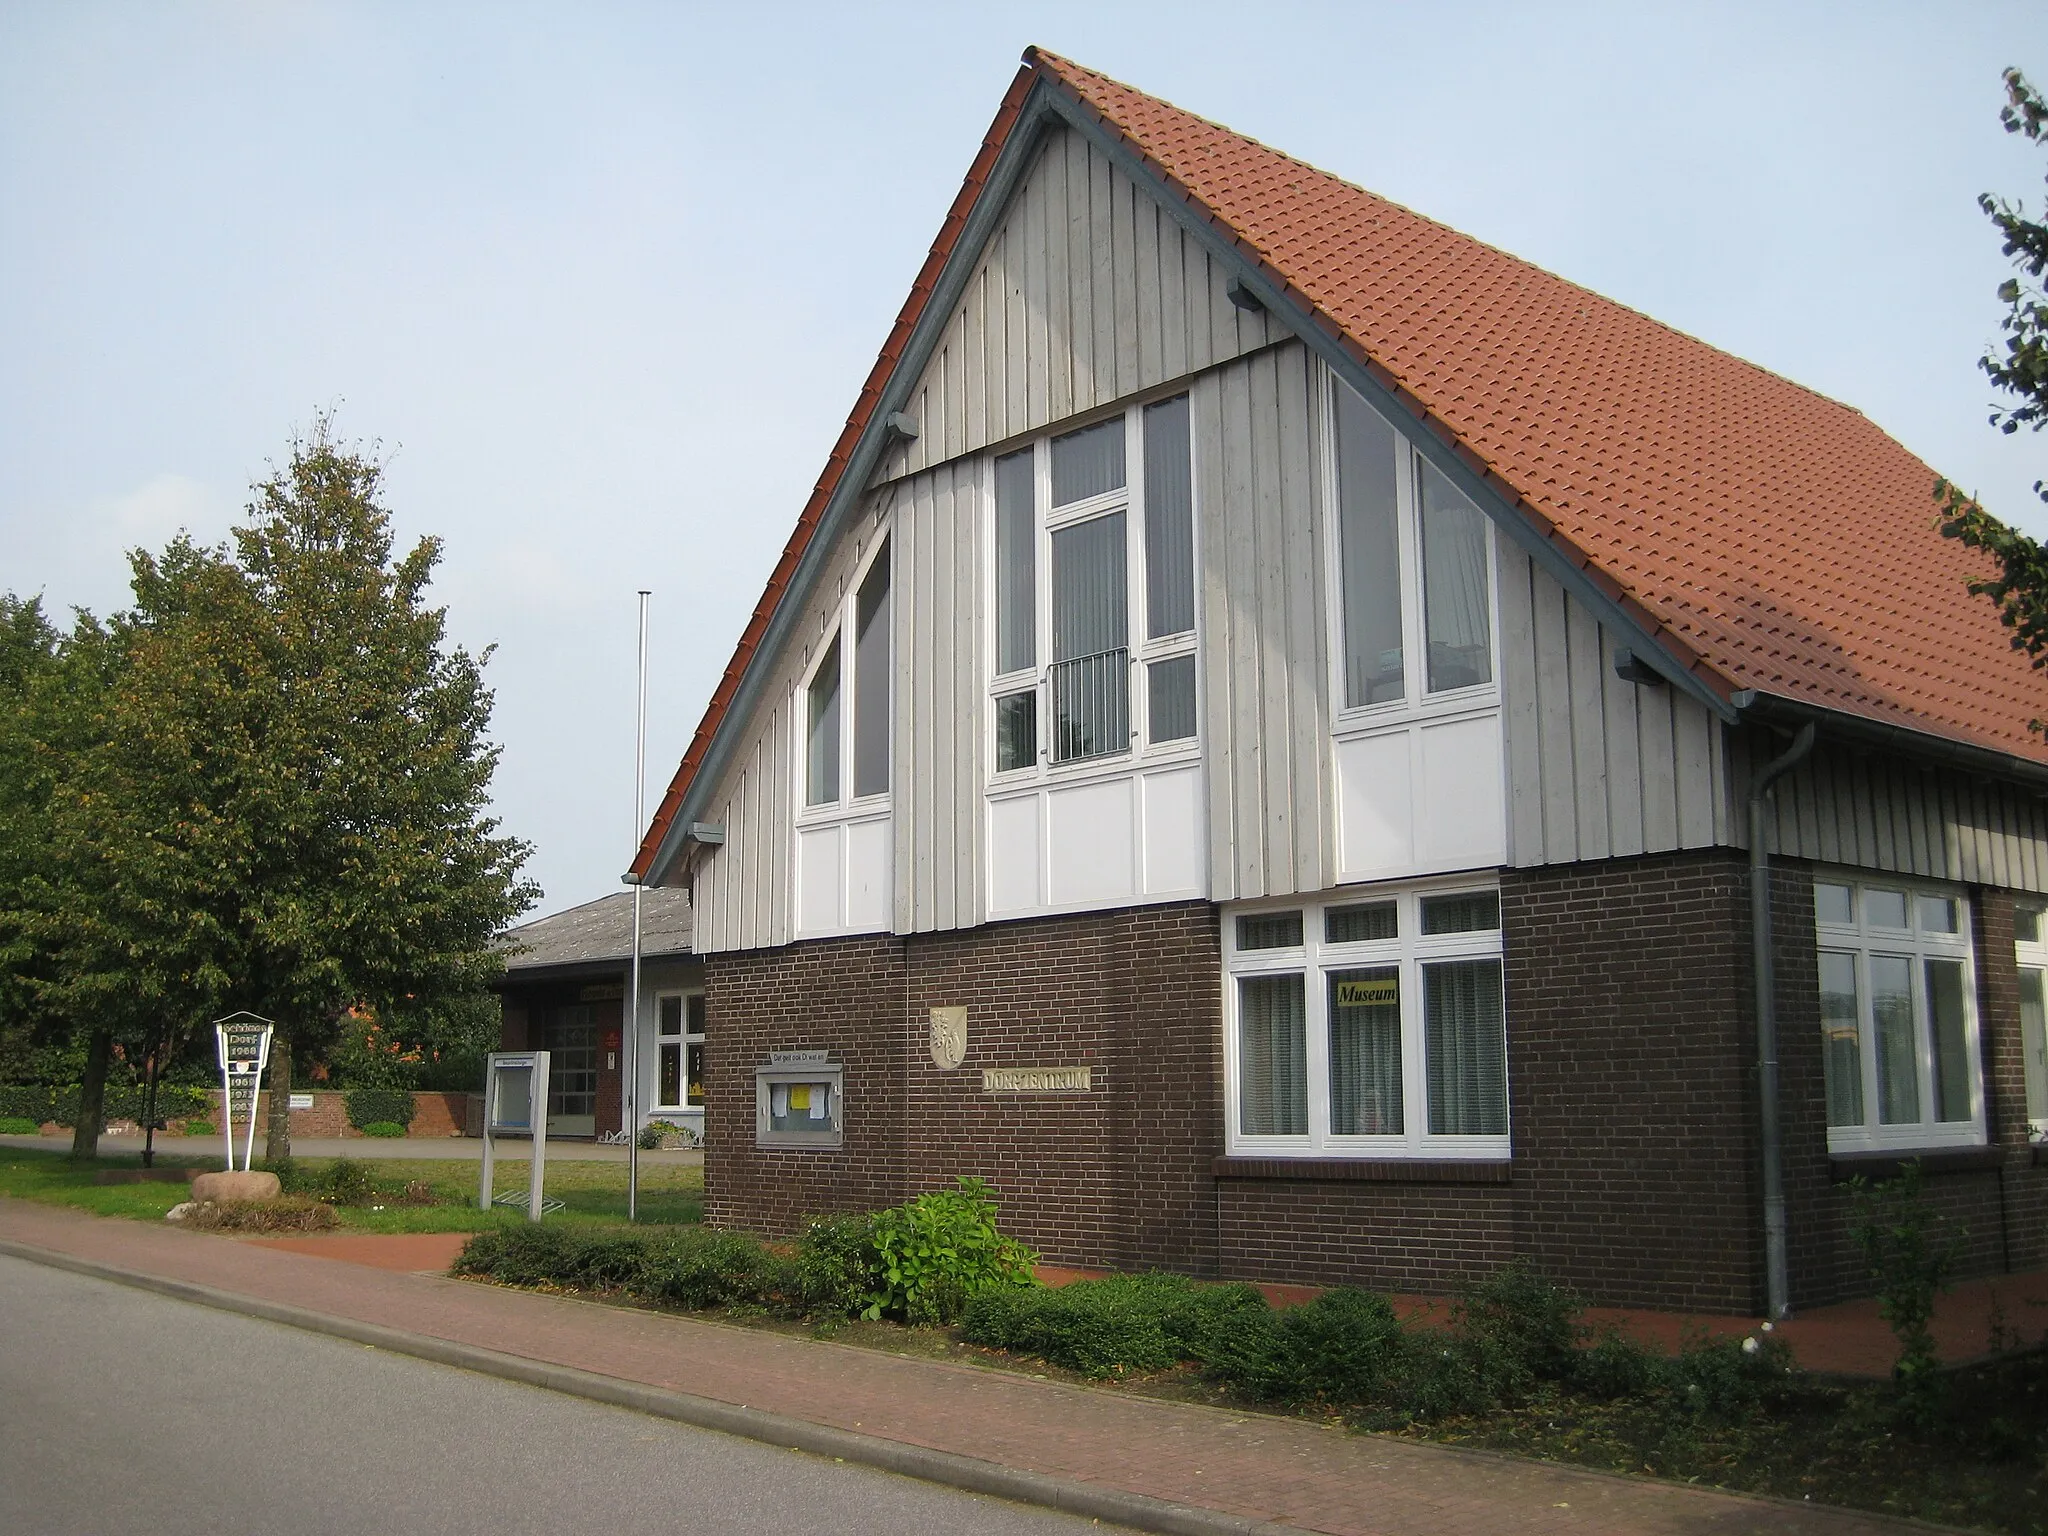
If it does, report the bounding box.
[263,1036,292,1163]
[70,1027,112,1160]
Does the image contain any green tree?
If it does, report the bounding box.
[1937,68,2048,691]
[15,419,537,1157]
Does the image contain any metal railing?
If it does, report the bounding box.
[1048,647,1130,763]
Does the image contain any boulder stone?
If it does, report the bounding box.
[189,1170,281,1203]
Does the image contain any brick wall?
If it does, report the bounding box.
[1502,850,1763,1312]
[703,853,2048,1313]
[703,904,1223,1268]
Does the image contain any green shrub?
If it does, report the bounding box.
[1571,1328,1662,1399]
[637,1122,666,1151]
[0,1115,41,1134]
[180,1120,217,1137]
[0,1083,210,1129]
[1448,1261,1584,1399]
[359,1120,407,1138]
[321,1159,379,1206]
[795,1212,883,1316]
[966,1273,1270,1378]
[1202,1287,1406,1404]
[1848,1163,1961,1408]
[1653,1329,1797,1422]
[867,1177,1038,1325]
[638,1228,792,1310]
[344,1086,415,1131]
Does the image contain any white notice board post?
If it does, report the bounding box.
[212,1012,275,1173]
[480,1051,551,1222]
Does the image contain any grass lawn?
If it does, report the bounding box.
[0,1146,703,1233]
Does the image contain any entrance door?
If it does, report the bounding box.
[544,1005,599,1137]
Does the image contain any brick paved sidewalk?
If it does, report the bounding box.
[0,1199,1952,1536]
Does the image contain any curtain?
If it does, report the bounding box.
[1418,457,1491,692]
[853,543,891,797]
[1050,512,1128,760]
[1335,382,1404,706]
[1144,396,1194,638]
[995,449,1035,674]
[1052,416,1126,505]
[805,637,840,805]
[1329,967,1403,1134]
[1424,959,1506,1135]
[1818,950,1864,1128]
[1870,954,1919,1124]
[1925,958,1971,1123]
[1238,975,1307,1135]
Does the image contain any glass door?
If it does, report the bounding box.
[544,1004,598,1136]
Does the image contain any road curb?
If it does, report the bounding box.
[0,1237,1311,1536]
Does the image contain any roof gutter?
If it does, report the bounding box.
[1730,689,2048,793]
[640,79,1068,887]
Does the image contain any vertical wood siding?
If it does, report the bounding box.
[876,126,1278,486]
[1195,341,1334,902]
[892,458,986,933]
[692,492,897,955]
[1735,733,2048,894]
[1497,546,1730,867]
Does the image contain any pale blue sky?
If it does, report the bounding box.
[4,1,2045,917]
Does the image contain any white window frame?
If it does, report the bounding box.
[2014,898,2048,1140]
[1319,369,1500,733]
[1814,872,1986,1154]
[984,395,1200,789]
[651,989,705,1114]
[1223,882,1509,1160]
[795,532,893,825]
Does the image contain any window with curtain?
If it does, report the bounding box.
[805,637,840,806]
[801,541,892,811]
[1331,374,1496,712]
[990,397,1198,779]
[1813,875,1985,1154]
[2015,901,2048,1137]
[852,542,891,798]
[1225,886,1507,1156]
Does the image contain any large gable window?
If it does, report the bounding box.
[1815,875,1985,1153]
[989,395,1197,776]
[1331,377,1494,713]
[803,538,891,809]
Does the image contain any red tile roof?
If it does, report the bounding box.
[636,50,2045,880]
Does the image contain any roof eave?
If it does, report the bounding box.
[1731,689,2048,794]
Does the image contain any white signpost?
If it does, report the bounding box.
[212,1012,275,1173]
[480,1050,553,1221]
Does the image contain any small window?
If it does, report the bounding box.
[654,993,705,1112]
[1051,417,1126,505]
[995,690,1038,772]
[1147,655,1196,743]
[2016,901,2045,946]
[1865,888,1909,930]
[1421,892,1500,935]
[1815,882,1855,925]
[1237,911,1304,950]
[1326,902,1397,944]
[994,450,1036,674]
[1918,895,1959,935]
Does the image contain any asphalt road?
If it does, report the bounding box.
[0,1254,1122,1535]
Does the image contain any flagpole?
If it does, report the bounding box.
[627,589,650,1223]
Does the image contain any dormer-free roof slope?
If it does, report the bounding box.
[635,49,2044,880]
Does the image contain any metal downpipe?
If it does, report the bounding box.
[1752,721,1816,1321]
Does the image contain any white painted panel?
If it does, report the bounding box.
[1141,767,1204,896]
[1336,731,1414,880]
[1416,715,1507,869]
[987,794,1043,916]
[845,817,892,932]
[796,825,843,937]
[1048,777,1138,907]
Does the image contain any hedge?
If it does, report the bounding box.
[343,1086,416,1130]
[0,1084,211,1129]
